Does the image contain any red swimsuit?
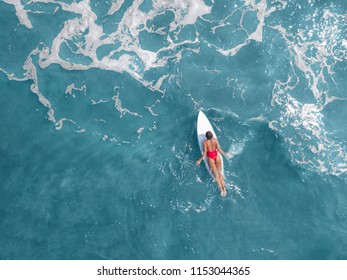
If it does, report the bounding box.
[207,149,218,162]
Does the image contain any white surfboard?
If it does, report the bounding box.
[197,111,224,179]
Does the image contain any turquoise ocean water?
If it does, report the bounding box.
[0,0,347,259]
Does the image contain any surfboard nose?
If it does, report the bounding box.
[197,110,205,123]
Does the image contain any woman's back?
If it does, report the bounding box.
[205,138,217,152]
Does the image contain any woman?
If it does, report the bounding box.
[196,131,228,197]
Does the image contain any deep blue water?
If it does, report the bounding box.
[0,0,347,260]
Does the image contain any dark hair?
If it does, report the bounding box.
[205,131,213,140]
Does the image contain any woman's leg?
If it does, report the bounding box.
[215,155,225,186]
[208,158,224,196]
[216,156,226,196]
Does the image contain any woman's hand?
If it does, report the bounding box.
[225,152,231,159]
[196,160,201,166]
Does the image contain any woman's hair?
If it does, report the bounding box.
[205,131,213,140]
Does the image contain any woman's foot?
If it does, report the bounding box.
[221,187,227,197]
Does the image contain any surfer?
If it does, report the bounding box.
[196,131,228,197]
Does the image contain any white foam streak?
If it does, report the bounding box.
[180,0,212,26]
[271,9,346,103]
[55,118,76,131]
[271,74,347,177]
[108,0,125,15]
[145,100,160,116]
[112,92,142,118]
[228,141,246,159]
[91,98,111,105]
[24,56,56,123]
[65,83,86,98]
[3,0,33,29]
[271,25,324,100]
[28,0,211,95]
[151,0,212,32]
[39,0,108,69]
[218,0,287,56]
[1,49,56,123]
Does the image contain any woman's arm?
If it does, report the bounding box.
[216,139,230,158]
[196,141,207,166]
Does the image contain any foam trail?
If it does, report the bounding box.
[271,73,347,177]
[3,0,33,29]
[1,49,56,123]
[65,83,86,98]
[267,6,347,178]
[1,0,214,103]
[112,92,142,118]
[55,118,76,131]
[177,0,212,26]
[145,100,161,117]
[108,0,125,15]
[22,0,211,94]
[271,25,323,100]
[270,8,346,103]
[217,0,287,56]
